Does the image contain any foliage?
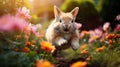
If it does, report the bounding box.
[0,5,55,67]
[98,0,120,29]
[61,0,103,30]
[0,0,120,67]
[62,20,120,67]
[0,0,22,16]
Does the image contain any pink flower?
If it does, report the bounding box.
[25,23,41,36]
[103,22,110,31]
[0,15,28,32]
[116,15,120,21]
[94,29,103,38]
[16,6,31,19]
[28,24,37,34]
[75,22,82,29]
[88,29,103,43]
[114,24,120,31]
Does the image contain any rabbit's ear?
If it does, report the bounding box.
[70,7,79,18]
[54,6,62,18]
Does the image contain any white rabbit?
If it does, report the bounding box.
[46,6,79,51]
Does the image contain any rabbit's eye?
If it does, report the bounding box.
[59,19,62,23]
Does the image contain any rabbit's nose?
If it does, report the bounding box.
[65,24,71,29]
[64,25,68,28]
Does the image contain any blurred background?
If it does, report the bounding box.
[0,0,120,30]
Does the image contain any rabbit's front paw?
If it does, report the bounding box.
[71,41,79,50]
[58,38,67,46]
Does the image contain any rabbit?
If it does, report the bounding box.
[45,6,79,51]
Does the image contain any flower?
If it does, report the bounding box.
[24,35,29,39]
[105,34,115,39]
[0,15,28,32]
[22,47,30,52]
[88,36,98,43]
[31,40,35,44]
[36,60,54,67]
[96,46,106,52]
[94,29,103,38]
[116,15,120,21]
[15,35,21,39]
[16,6,31,19]
[109,39,113,44]
[115,34,120,38]
[75,22,82,29]
[40,41,55,53]
[103,22,110,31]
[114,24,120,32]
[79,30,89,38]
[36,30,45,38]
[80,49,88,54]
[24,23,41,37]
[80,44,87,51]
[86,56,91,61]
[71,61,87,67]
[26,41,35,48]
[26,41,31,46]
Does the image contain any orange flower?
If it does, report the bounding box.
[40,41,55,53]
[96,46,106,52]
[86,56,91,61]
[80,30,89,38]
[36,34,44,38]
[26,41,35,48]
[31,40,35,44]
[22,47,30,52]
[81,49,88,54]
[80,44,87,51]
[105,34,115,39]
[24,35,29,39]
[71,61,87,67]
[37,31,45,38]
[109,39,113,44]
[24,26,31,35]
[36,60,54,67]
[15,35,21,39]
[82,30,89,35]
[26,41,31,46]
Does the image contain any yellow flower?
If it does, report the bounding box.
[80,44,87,51]
[92,36,99,40]
[40,41,55,53]
[32,14,38,20]
[71,61,87,67]
[36,60,54,67]
[96,46,106,52]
